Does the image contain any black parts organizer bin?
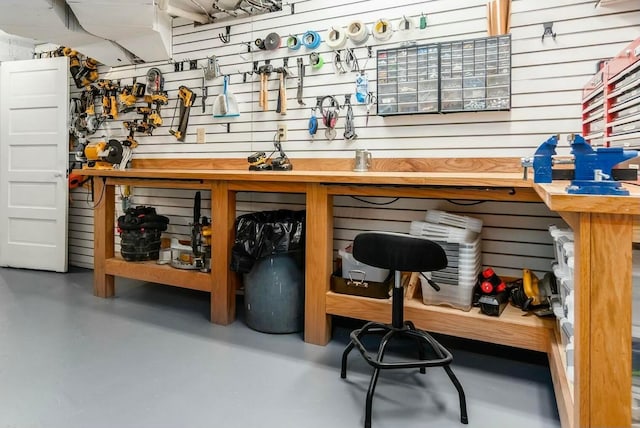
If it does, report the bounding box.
[117,206,169,261]
[377,35,511,116]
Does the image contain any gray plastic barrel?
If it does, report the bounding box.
[243,252,304,333]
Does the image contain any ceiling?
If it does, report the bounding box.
[0,0,281,66]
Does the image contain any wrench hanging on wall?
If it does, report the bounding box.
[296,57,305,106]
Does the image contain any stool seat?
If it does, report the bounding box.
[340,232,468,428]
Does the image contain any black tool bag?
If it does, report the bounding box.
[117,206,170,261]
[230,210,306,273]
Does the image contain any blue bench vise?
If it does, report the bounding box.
[522,134,638,195]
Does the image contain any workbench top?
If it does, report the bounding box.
[76,168,532,188]
[535,181,640,215]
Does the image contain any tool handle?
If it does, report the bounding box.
[262,74,268,111]
[280,74,287,115]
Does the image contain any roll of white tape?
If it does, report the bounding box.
[372,19,393,41]
[398,16,413,31]
[346,20,369,44]
[325,27,348,50]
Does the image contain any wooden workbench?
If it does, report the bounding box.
[79,165,640,428]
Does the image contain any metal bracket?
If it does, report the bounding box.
[541,22,556,42]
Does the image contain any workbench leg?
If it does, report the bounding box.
[304,183,333,345]
[93,177,115,297]
[573,212,632,427]
[211,181,236,325]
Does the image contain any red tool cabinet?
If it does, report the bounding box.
[582,37,640,149]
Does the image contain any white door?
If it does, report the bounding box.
[0,57,69,272]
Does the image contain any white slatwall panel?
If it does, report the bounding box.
[68,0,639,274]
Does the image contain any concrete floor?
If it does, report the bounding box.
[0,267,560,428]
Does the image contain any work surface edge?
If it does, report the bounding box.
[76,168,533,188]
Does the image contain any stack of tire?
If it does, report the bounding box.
[117,206,170,261]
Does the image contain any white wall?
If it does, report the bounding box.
[0,30,34,62]
[68,0,640,275]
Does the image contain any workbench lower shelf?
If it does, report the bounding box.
[105,256,212,292]
[326,292,555,352]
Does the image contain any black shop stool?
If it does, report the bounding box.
[340,231,468,428]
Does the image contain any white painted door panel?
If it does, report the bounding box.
[0,57,69,272]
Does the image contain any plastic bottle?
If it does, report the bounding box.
[355,73,368,104]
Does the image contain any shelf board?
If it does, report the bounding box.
[105,256,212,292]
[326,292,554,352]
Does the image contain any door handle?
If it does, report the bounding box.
[53,172,64,178]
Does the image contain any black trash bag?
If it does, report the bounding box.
[230,209,305,273]
[117,206,170,261]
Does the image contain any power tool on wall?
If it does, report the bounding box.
[57,47,99,89]
[169,85,196,141]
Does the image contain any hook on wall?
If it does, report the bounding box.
[541,22,556,42]
[219,26,231,44]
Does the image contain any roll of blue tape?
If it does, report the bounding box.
[302,30,321,49]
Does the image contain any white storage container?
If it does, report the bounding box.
[338,249,390,283]
[425,210,483,233]
[420,273,475,311]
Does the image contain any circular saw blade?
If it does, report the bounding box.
[105,139,124,165]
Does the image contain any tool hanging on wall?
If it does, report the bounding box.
[320,95,340,141]
[308,96,322,136]
[58,47,100,89]
[213,75,240,118]
[78,86,103,134]
[275,59,291,115]
[119,79,146,113]
[169,86,196,141]
[146,67,164,93]
[204,55,221,80]
[96,79,120,120]
[365,92,377,126]
[258,61,273,111]
[343,94,357,141]
[296,57,306,106]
